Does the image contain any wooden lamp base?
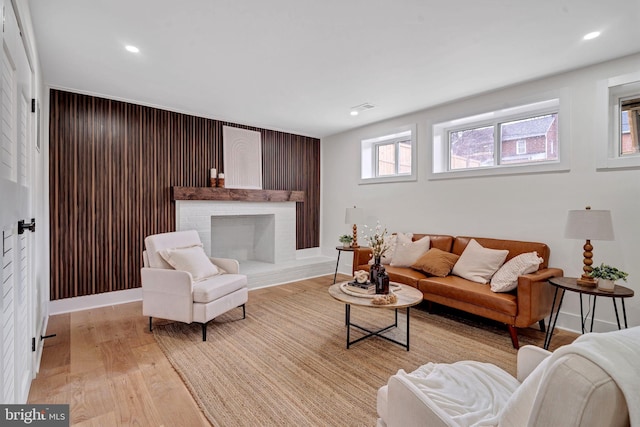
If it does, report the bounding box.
[350,224,359,248]
[576,239,597,287]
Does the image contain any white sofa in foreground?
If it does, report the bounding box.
[377,326,640,427]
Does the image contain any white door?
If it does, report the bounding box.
[0,0,35,403]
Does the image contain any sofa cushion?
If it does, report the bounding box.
[159,245,220,282]
[412,248,460,277]
[385,265,429,288]
[192,274,247,303]
[491,252,543,292]
[391,235,430,267]
[451,239,508,284]
[419,276,517,316]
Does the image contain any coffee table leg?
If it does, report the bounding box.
[346,304,351,348]
[406,307,410,351]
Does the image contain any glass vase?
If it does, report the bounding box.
[370,255,383,286]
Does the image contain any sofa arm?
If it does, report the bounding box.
[141,268,193,294]
[516,345,551,382]
[352,247,373,274]
[141,268,194,323]
[210,257,240,274]
[514,268,563,327]
[386,374,451,427]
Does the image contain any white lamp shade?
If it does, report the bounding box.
[345,207,365,224]
[564,209,614,241]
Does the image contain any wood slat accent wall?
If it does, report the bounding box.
[49,89,320,300]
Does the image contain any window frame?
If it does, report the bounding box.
[360,124,417,184]
[430,97,569,180]
[596,71,640,170]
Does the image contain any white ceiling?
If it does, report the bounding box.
[27,0,640,138]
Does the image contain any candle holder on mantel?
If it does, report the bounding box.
[217,173,225,188]
[210,168,217,187]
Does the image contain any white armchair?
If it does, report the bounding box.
[141,230,248,341]
[377,326,640,427]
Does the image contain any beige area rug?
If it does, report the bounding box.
[153,283,545,427]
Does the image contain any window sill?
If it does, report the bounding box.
[428,162,569,180]
[359,174,417,185]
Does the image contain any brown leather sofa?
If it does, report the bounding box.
[352,234,563,348]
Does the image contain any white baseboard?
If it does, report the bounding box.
[49,288,143,315]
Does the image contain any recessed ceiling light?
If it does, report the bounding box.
[350,110,359,116]
[583,31,600,40]
[125,45,140,53]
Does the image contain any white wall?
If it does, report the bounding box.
[321,53,640,333]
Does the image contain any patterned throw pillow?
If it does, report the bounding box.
[490,252,543,292]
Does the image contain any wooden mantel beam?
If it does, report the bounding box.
[171,187,305,203]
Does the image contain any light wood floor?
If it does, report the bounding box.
[28,275,576,426]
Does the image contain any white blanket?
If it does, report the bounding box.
[547,326,640,426]
[398,361,520,427]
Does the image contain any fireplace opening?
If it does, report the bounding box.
[210,214,276,263]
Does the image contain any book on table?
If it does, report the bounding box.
[345,281,375,294]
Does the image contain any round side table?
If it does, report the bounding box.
[544,276,634,349]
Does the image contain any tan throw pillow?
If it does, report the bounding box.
[490,251,543,292]
[159,245,220,282]
[451,239,509,284]
[390,234,430,267]
[412,248,460,277]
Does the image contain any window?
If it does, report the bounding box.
[431,99,567,179]
[361,125,416,184]
[596,71,640,170]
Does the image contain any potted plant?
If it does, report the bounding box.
[588,263,628,292]
[339,234,353,247]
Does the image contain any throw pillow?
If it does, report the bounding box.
[367,233,411,265]
[159,245,220,282]
[451,239,509,284]
[390,235,431,268]
[411,248,460,277]
[490,251,543,292]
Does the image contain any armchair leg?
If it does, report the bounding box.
[241,304,246,319]
[202,323,207,341]
[508,325,519,349]
[149,317,153,332]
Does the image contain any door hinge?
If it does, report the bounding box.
[18,218,35,234]
[31,337,35,352]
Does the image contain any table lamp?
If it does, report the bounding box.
[564,206,614,286]
[345,206,364,248]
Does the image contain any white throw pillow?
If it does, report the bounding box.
[390,235,430,267]
[159,245,220,282]
[490,252,543,292]
[451,239,509,284]
[367,233,411,265]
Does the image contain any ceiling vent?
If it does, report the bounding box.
[350,103,375,116]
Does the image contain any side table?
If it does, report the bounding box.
[333,245,356,284]
[544,276,634,349]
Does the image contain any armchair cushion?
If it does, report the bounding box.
[145,230,202,269]
[159,245,221,281]
[193,274,248,303]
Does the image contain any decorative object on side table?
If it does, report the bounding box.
[564,206,614,287]
[339,234,354,248]
[364,222,391,293]
[589,263,629,292]
[345,206,365,247]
